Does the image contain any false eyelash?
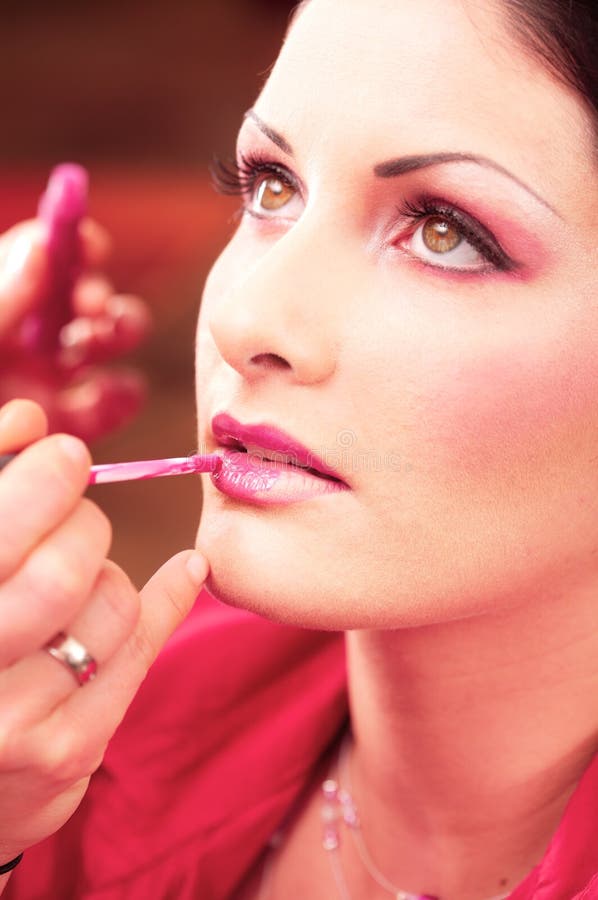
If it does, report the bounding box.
[397,196,513,271]
[210,152,295,197]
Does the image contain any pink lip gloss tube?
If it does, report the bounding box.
[18,163,88,353]
[87,454,221,484]
[0,453,221,485]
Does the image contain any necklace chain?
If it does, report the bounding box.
[320,735,510,900]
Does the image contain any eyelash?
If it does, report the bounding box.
[211,153,513,272]
[211,152,297,200]
[396,197,512,272]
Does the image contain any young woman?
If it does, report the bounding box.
[0,0,597,897]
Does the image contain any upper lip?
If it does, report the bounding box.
[211,412,346,483]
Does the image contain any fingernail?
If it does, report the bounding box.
[185,551,208,585]
[0,399,32,432]
[0,401,17,430]
[57,434,90,466]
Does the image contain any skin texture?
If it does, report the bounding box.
[195,1,598,896]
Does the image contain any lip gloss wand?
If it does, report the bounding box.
[0,453,221,485]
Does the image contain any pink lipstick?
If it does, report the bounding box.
[210,412,348,505]
[0,453,221,485]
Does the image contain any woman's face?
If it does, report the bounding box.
[195,0,598,629]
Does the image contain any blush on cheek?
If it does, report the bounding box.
[428,349,581,479]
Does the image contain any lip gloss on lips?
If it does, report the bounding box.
[210,412,349,505]
[0,453,221,485]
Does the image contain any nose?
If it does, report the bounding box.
[207,222,339,385]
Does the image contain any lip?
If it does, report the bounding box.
[212,412,345,480]
[209,411,349,505]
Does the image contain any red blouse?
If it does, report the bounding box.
[5,590,598,899]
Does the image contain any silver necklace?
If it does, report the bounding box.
[320,735,511,900]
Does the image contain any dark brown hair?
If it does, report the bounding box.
[500,0,597,123]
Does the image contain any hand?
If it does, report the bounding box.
[0,219,152,442]
[0,400,207,869]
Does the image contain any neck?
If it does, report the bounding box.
[345,576,598,899]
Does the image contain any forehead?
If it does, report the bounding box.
[255,0,593,218]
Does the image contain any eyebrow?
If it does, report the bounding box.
[244,111,561,219]
[244,109,294,156]
[375,152,561,218]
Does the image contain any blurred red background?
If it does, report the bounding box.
[0,0,295,586]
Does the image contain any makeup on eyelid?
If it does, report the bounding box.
[397,170,556,268]
[213,150,553,277]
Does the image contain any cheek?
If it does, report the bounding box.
[422,315,598,484]
[349,277,598,494]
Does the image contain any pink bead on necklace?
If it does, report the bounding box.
[320,735,510,900]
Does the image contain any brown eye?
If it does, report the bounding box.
[256,176,295,211]
[422,216,462,253]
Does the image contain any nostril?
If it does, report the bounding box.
[250,353,292,370]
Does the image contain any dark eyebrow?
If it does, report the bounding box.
[375,152,561,219]
[244,109,294,156]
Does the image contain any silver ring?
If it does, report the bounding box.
[45,632,98,686]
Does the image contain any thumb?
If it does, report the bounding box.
[0,221,48,334]
[138,550,209,662]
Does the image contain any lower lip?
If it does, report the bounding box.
[210,450,348,505]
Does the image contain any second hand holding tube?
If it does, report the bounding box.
[18,163,88,354]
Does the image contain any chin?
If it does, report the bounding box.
[195,495,506,631]
[203,570,282,622]
[195,499,348,630]
[201,558,341,631]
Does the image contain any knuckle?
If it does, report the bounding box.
[32,547,84,609]
[22,501,112,612]
[0,723,21,771]
[0,716,102,786]
[79,498,112,554]
[126,623,159,668]
[96,563,140,632]
[35,726,99,785]
[0,531,26,581]
[161,581,187,621]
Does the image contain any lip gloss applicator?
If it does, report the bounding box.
[87,453,221,484]
[0,453,221,485]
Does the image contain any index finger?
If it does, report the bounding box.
[37,551,208,763]
[0,432,90,581]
